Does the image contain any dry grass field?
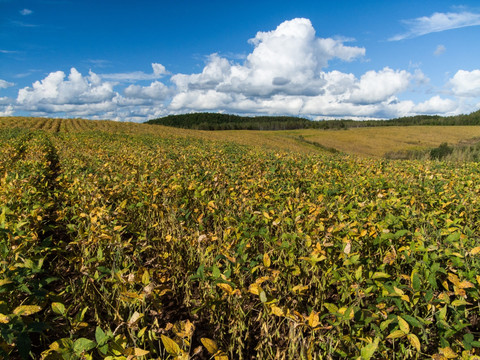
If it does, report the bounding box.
[3,117,480,157]
[277,126,480,157]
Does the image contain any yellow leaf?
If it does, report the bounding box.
[0,279,12,287]
[184,320,195,337]
[214,354,229,360]
[470,246,480,255]
[292,284,308,294]
[161,335,181,355]
[439,346,458,359]
[398,316,410,334]
[407,333,421,351]
[270,305,284,317]
[125,347,150,356]
[13,305,42,316]
[201,338,218,354]
[217,283,233,295]
[372,272,390,279]
[307,311,319,328]
[0,313,10,323]
[458,280,474,289]
[386,330,406,339]
[263,253,271,268]
[249,283,261,295]
[448,273,460,287]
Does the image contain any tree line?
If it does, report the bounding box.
[146,110,480,131]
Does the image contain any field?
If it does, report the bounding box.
[1,117,480,359]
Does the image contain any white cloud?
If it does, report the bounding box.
[17,68,115,108]
[449,69,480,97]
[348,68,411,104]
[413,95,457,114]
[124,81,170,99]
[390,11,480,41]
[0,79,14,89]
[8,18,476,121]
[100,63,167,82]
[0,105,14,116]
[172,18,365,98]
[20,9,33,15]
[15,68,171,121]
[434,44,446,56]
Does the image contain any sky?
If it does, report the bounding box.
[1,0,480,122]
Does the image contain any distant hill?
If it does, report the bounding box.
[146,110,480,130]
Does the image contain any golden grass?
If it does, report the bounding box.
[2,117,480,157]
[287,126,480,157]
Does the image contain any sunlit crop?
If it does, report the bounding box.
[1,117,480,359]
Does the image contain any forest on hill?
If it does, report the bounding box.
[146,110,480,130]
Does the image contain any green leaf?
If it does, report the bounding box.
[464,333,474,350]
[355,266,363,281]
[259,290,267,303]
[212,265,221,278]
[401,314,422,328]
[73,338,96,355]
[394,229,409,239]
[95,326,108,345]
[324,303,338,313]
[439,305,447,320]
[411,272,421,292]
[380,318,395,331]
[360,338,379,360]
[51,302,66,316]
[452,299,471,306]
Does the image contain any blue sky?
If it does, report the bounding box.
[1,0,480,121]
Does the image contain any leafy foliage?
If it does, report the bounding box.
[1,117,480,359]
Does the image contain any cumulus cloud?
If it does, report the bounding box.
[348,68,411,104]
[390,11,480,41]
[0,80,14,89]
[15,67,171,121]
[17,68,115,108]
[8,18,477,121]
[413,95,457,114]
[124,81,171,100]
[172,18,365,99]
[449,70,480,97]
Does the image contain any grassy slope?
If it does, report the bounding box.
[3,117,480,157]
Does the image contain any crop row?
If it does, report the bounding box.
[1,128,480,359]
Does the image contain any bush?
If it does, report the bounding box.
[430,142,453,159]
